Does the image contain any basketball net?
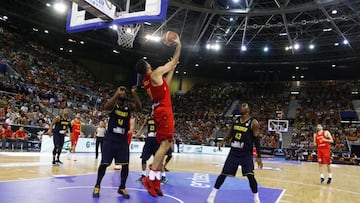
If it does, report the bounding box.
[116,24,141,48]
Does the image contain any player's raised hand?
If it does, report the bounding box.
[173,34,181,45]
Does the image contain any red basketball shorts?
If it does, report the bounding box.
[153,107,174,143]
[71,132,80,146]
[317,148,331,165]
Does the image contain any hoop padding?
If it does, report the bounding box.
[116,24,141,48]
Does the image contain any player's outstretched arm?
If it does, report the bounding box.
[131,86,142,112]
[103,87,122,111]
[152,37,181,85]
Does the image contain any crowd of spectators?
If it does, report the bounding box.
[1,25,359,155]
[290,81,356,152]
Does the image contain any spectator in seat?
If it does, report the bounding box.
[15,127,28,150]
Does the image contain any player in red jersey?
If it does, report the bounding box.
[135,35,181,197]
[68,113,82,161]
[313,124,334,184]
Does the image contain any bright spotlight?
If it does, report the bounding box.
[332,64,336,68]
[213,44,220,51]
[227,66,231,70]
[229,17,234,22]
[145,34,161,42]
[334,42,339,46]
[343,39,349,45]
[294,43,300,50]
[54,1,67,14]
[233,0,240,3]
[206,44,211,49]
[263,46,269,52]
[46,3,51,7]
[331,10,337,15]
[241,45,247,51]
[309,44,315,50]
[110,25,118,30]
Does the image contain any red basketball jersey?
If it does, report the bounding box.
[315,131,330,149]
[142,73,172,108]
[72,120,81,134]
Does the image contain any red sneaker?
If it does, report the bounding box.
[142,176,158,197]
[154,178,163,196]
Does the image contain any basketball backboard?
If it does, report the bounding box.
[66,0,168,33]
[268,119,289,133]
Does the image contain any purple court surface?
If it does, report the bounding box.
[0,170,283,203]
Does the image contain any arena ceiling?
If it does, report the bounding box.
[1,0,360,81]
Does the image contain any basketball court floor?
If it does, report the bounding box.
[0,151,359,203]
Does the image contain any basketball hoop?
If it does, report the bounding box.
[116,24,141,48]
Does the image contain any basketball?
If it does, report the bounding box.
[162,31,178,46]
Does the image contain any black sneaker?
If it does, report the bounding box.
[92,186,100,197]
[164,168,169,172]
[161,176,168,184]
[52,160,56,165]
[56,160,63,165]
[136,175,146,182]
[327,178,332,184]
[118,188,130,199]
[320,177,325,184]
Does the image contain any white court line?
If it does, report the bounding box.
[283,193,293,197]
[276,189,286,203]
[260,177,360,195]
[0,162,51,167]
[58,186,185,203]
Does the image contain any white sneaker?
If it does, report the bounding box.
[254,196,260,203]
[207,192,216,203]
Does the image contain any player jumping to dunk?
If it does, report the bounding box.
[135,34,181,197]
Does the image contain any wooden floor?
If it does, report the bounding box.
[0,151,360,203]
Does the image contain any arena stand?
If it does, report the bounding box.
[1,25,359,165]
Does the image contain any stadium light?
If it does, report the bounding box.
[227,66,231,70]
[294,43,300,50]
[263,46,269,52]
[331,10,337,15]
[309,44,315,50]
[145,34,161,42]
[241,45,247,51]
[54,0,67,14]
[343,39,349,45]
